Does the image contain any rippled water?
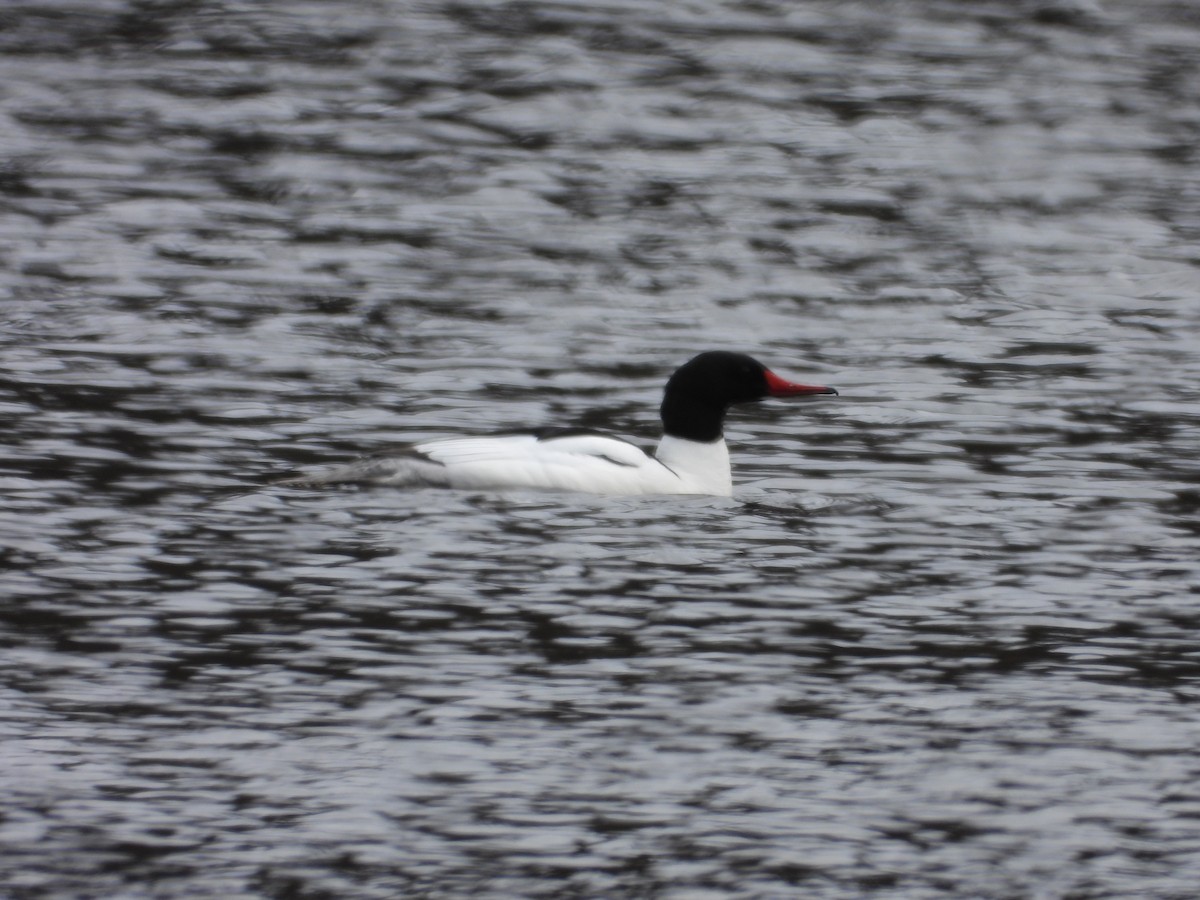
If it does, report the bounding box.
[3,1,1200,897]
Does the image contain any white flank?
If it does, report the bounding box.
[414,433,729,495]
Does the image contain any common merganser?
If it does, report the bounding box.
[279,351,837,496]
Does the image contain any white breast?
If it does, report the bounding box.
[653,435,732,496]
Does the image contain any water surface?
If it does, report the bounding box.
[3,1,1200,897]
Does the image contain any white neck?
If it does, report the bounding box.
[655,434,733,496]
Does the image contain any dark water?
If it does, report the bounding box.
[3,1,1200,897]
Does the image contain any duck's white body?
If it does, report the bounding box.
[345,433,734,495]
[279,352,835,496]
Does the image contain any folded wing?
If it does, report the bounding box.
[415,433,659,492]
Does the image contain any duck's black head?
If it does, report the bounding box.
[660,351,836,442]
